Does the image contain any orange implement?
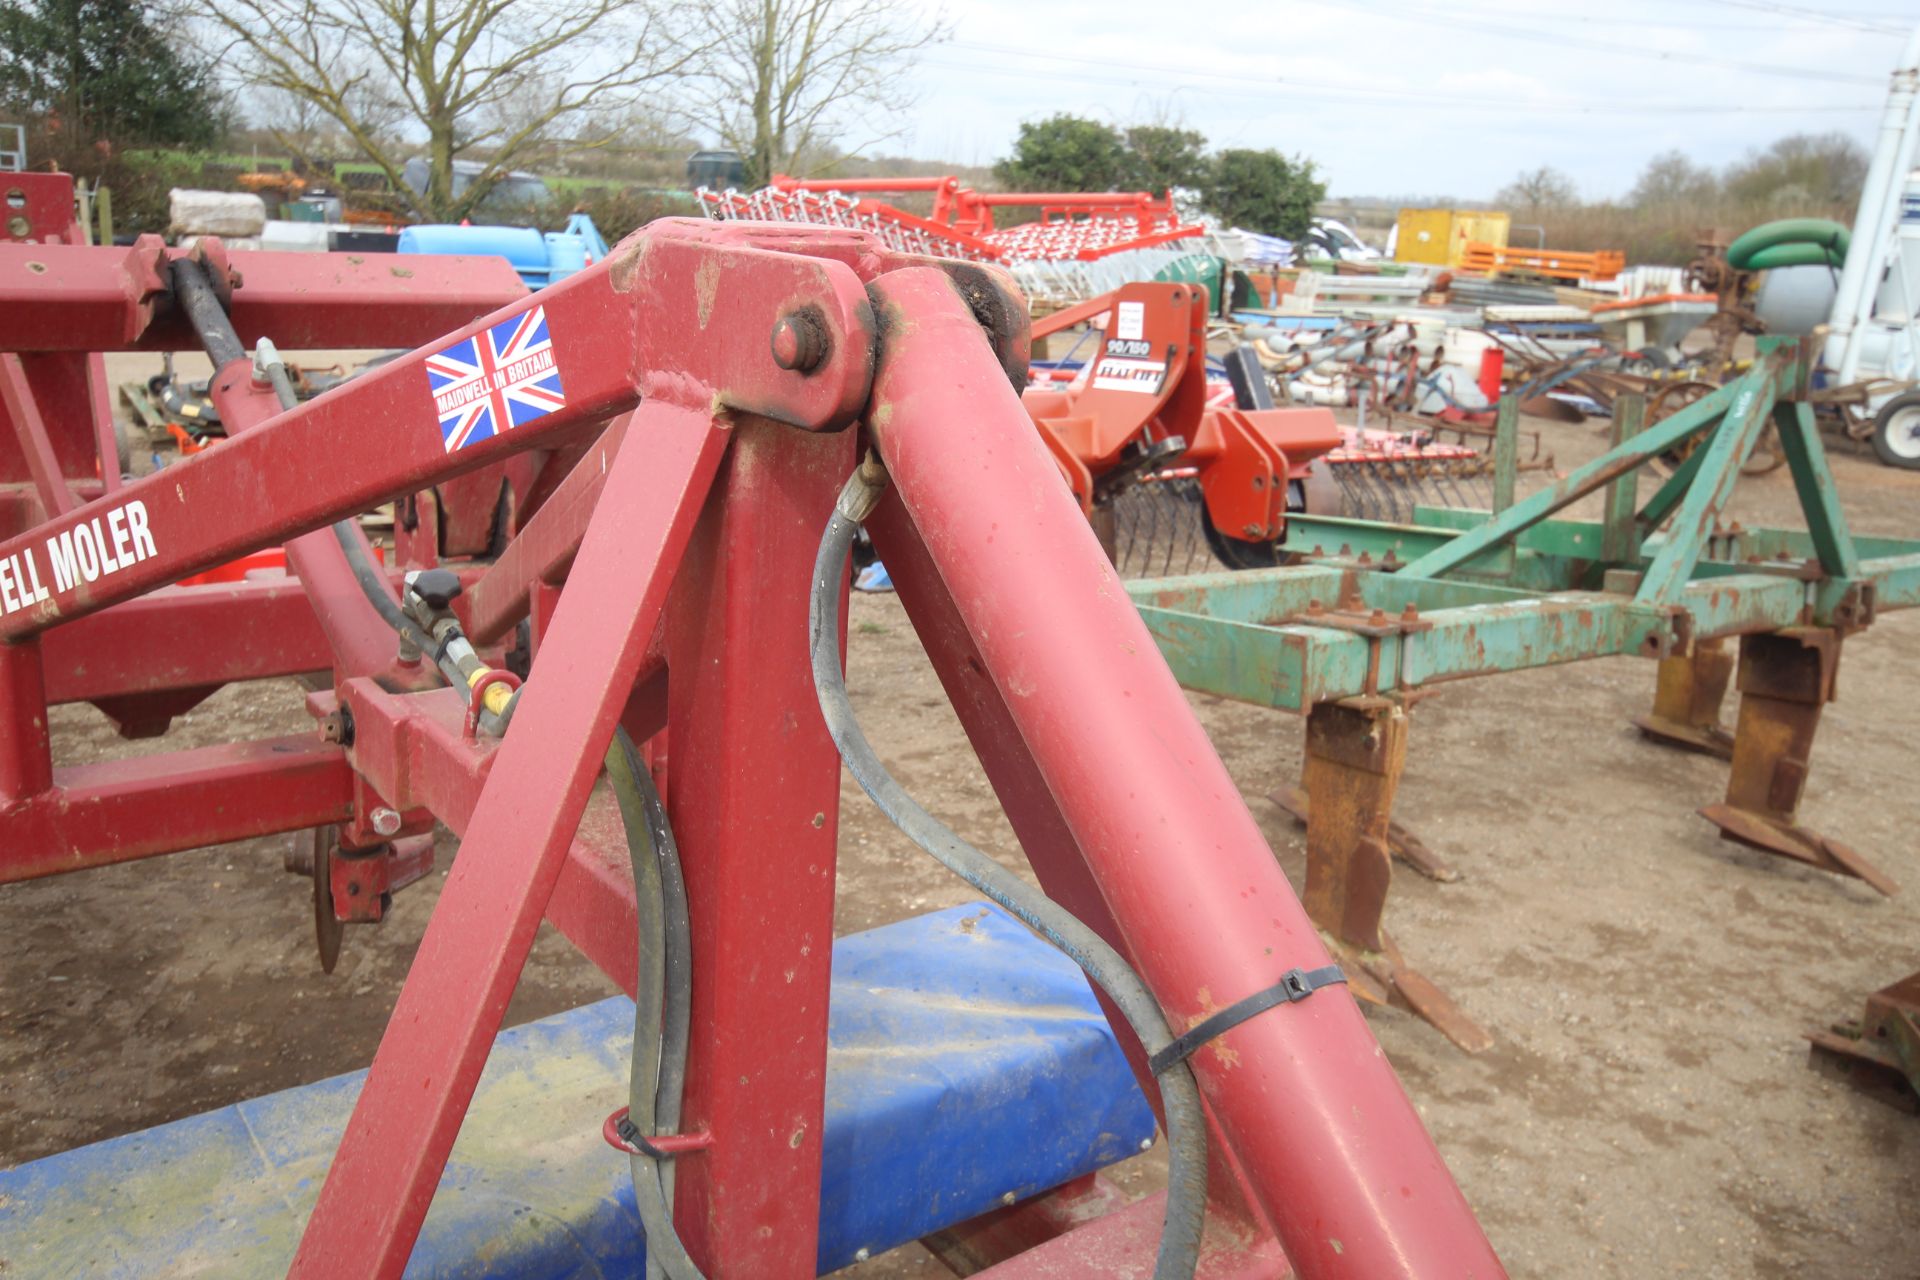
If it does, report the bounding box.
[1023,282,1341,544]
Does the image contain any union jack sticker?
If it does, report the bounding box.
[426,305,566,452]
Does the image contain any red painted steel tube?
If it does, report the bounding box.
[288,405,729,1279]
[0,221,876,642]
[772,174,958,195]
[971,191,1169,208]
[863,266,1502,1278]
[85,354,121,496]
[0,243,528,353]
[0,735,352,881]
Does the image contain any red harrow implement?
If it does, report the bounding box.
[0,175,1505,1277]
[1024,281,1342,575]
[1026,283,1508,576]
[696,173,1204,266]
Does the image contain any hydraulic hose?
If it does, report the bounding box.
[606,727,702,1280]
[169,258,247,371]
[328,521,433,654]
[171,265,441,666]
[807,456,1208,1280]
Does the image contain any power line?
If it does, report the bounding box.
[1368,0,1894,33]
[1687,0,1907,35]
[936,41,1879,116]
[1328,0,1884,84]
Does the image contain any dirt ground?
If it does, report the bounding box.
[2,368,1917,1277]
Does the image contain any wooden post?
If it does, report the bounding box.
[1492,393,1518,513]
[1603,392,1646,563]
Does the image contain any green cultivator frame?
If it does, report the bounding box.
[1127,337,1917,1053]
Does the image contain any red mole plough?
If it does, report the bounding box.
[0,175,1504,1276]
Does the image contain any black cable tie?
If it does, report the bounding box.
[615,1115,676,1161]
[1149,965,1347,1077]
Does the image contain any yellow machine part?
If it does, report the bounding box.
[1395,209,1510,267]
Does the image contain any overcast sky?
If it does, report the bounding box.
[885,0,1917,201]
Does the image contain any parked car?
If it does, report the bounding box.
[1305,218,1381,263]
[686,149,747,189]
[400,158,553,213]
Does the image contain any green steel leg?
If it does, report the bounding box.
[1773,399,1860,579]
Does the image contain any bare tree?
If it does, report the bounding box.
[204,0,705,220]
[1725,131,1869,209]
[1495,165,1578,217]
[1629,149,1720,209]
[695,0,947,186]
[252,79,404,170]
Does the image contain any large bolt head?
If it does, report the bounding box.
[770,311,826,373]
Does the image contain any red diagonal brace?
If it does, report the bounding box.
[287,403,727,1277]
[0,352,79,518]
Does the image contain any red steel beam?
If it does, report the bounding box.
[0,221,876,641]
[0,734,353,882]
[0,242,529,354]
[41,578,330,704]
[863,266,1500,1279]
[38,565,487,707]
[86,353,121,497]
[657,419,853,1273]
[0,637,52,804]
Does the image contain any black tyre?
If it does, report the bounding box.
[1871,391,1920,470]
[1202,515,1280,570]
